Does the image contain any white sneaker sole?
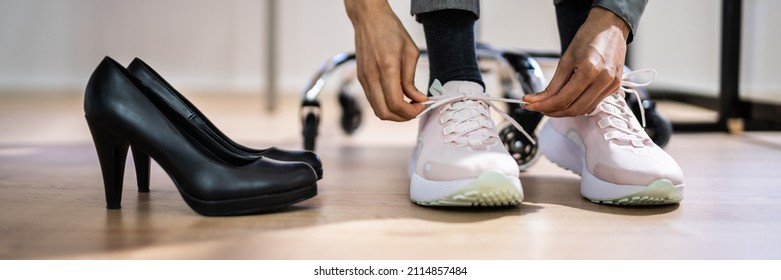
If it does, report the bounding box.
[540,122,684,205]
[410,170,523,207]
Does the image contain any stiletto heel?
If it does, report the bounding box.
[86,119,129,209]
[131,146,151,193]
[85,56,318,216]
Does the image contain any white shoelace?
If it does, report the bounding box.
[418,94,535,148]
[620,69,657,127]
[415,69,655,149]
[598,69,657,148]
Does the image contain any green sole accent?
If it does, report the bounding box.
[589,179,683,206]
[414,171,523,207]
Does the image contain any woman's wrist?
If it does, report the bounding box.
[587,7,631,41]
[344,0,390,24]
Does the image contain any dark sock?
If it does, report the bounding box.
[554,0,592,53]
[420,9,484,95]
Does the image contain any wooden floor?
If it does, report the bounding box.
[1,91,780,260]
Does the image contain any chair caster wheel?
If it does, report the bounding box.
[301,106,320,151]
[338,91,362,135]
[499,123,540,171]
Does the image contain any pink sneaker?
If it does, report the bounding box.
[539,73,684,205]
[408,80,524,206]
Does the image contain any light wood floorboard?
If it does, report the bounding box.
[1,92,780,259]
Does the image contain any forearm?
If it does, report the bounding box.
[344,0,390,24]
[592,0,647,43]
[586,6,631,42]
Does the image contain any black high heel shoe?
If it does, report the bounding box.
[85,56,317,216]
[126,58,322,193]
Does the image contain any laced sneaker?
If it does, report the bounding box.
[539,70,685,205]
[408,80,526,206]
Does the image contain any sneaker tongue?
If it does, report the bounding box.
[429,79,485,97]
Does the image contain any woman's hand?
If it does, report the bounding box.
[523,7,630,117]
[344,0,427,121]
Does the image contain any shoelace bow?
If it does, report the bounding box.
[599,69,657,147]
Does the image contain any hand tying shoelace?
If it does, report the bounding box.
[415,69,656,150]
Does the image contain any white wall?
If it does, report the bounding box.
[0,0,779,102]
[0,0,416,95]
[740,0,781,102]
[633,0,721,97]
[0,0,269,92]
[479,1,559,52]
[633,0,781,102]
